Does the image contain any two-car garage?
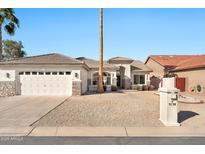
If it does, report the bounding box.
[0,53,89,97]
[19,71,72,96]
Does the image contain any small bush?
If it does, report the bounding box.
[111,85,118,91]
[149,85,155,90]
[132,85,138,90]
[103,85,106,91]
[197,84,202,92]
[143,85,149,91]
[137,85,143,91]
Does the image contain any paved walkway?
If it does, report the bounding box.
[0,127,205,137]
[0,96,68,126]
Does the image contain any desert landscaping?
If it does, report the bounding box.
[32,91,205,128]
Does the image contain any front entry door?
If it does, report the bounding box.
[117,75,121,87]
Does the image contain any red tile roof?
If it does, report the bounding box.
[174,55,205,71]
[146,55,205,71]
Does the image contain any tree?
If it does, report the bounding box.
[0,8,20,59]
[3,40,26,59]
[97,8,104,93]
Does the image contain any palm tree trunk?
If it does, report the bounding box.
[0,22,2,60]
[97,8,104,93]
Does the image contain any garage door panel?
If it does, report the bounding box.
[20,72,72,96]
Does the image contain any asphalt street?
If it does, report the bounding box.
[0,137,205,145]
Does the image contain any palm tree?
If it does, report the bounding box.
[97,8,104,93]
[0,8,20,59]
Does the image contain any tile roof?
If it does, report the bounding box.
[174,55,205,71]
[146,54,205,71]
[108,56,133,61]
[76,57,118,69]
[131,60,152,72]
[0,53,83,65]
[146,55,196,67]
[76,57,151,72]
[0,53,153,72]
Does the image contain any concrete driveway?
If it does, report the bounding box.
[0,96,68,126]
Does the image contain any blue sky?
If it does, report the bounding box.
[3,8,205,62]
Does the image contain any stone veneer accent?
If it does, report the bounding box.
[72,81,82,95]
[0,81,16,97]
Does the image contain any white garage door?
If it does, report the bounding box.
[19,71,72,96]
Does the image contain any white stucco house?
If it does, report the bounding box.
[0,53,152,96]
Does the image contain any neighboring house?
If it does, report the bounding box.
[145,55,205,92]
[0,53,152,96]
[107,57,152,90]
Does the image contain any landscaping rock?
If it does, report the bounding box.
[0,81,16,97]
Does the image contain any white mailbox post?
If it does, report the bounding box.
[159,87,180,126]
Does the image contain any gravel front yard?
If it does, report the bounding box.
[178,92,205,128]
[33,91,163,127]
[33,91,205,127]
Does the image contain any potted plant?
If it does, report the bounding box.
[111,85,118,91]
[137,85,143,91]
[149,85,155,90]
[143,85,149,91]
[196,84,202,93]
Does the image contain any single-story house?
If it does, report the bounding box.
[145,55,205,92]
[0,53,152,96]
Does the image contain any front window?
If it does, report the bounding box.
[140,75,145,84]
[92,72,111,85]
[133,74,145,84]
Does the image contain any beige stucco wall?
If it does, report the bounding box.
[175,68,205,92]
[113,64,131,78]
[112,64,131,89]
[145,58,165,78]
[80,68,88,94]
[0,70,15,81]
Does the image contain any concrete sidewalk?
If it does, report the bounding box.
[0,127,205,137]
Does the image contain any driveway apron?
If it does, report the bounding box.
[0,96,68,126]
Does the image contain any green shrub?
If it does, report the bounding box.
[137,85,143,91]
[143,85,149,91]
[103,85,106,91]
[111,85,118,91]
[197,84,202,92]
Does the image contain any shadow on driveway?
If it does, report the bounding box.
[178,111,199,123]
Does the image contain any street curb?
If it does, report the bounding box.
[0,127,204,137]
